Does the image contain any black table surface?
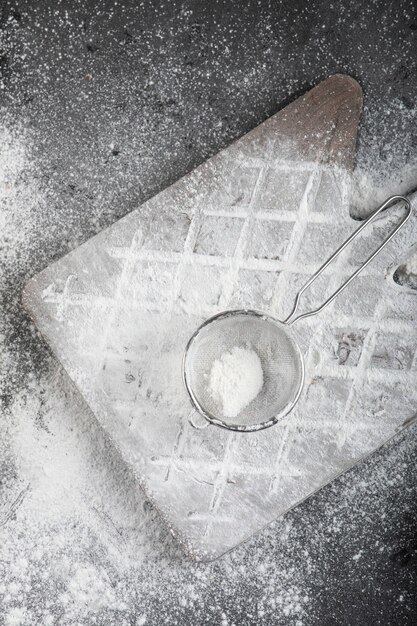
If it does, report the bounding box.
[1,1,416,624]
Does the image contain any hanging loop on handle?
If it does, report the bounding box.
[188,409,210,430]
[284,195,412,326]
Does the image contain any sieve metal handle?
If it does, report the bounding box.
[284,195,412,326]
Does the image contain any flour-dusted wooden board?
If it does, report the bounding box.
[23,75,417,560]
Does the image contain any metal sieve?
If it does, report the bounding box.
[183,195,411,432]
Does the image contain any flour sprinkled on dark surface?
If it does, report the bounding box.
[1,1,417,624]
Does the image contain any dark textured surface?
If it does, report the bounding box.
[1,1,417,624]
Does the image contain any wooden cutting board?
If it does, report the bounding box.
[23,75,417,560]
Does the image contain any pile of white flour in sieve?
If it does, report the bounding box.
[209,347,264,418]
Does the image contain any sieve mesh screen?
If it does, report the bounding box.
[184,311,304,429]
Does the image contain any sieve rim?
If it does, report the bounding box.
[182,309,305,432]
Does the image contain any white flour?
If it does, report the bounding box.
[1,134,416,625]
[2,111,417,623]
[209,346,264,418]
[406,252,417,275]
[0,120,315,625]
[1,25,417,619]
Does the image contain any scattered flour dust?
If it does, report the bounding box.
[406,251,417,275]
[0,118,311,626]
[209,346,264,418]
[1,28,417,622]
[1,116,416,624]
